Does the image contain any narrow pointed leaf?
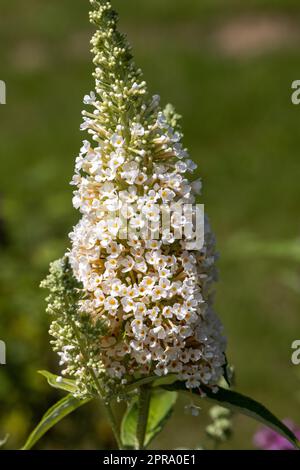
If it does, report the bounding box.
[22,394,91,450]
[38,370,78,394]
[162,381,300,449]
[121,389,177,449]
[120,398,138,449]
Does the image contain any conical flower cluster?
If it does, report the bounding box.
[43,0,226,395]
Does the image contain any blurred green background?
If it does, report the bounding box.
[1,0,300,449]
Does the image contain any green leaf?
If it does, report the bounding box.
[222,354,231,387]
[38,370,78,394]
[146,390,177,446]
[22,394,91,450]
[120,398,138,449]
[162,381,300,450]
[121,389,177,449]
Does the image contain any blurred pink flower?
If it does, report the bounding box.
[254,419,300,450]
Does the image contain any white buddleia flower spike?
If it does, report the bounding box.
[43,0,227,398]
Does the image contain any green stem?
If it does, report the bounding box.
[103,400,123,450]
[136,385,151,450]
[70,319,123,449]
[90,368,123,449]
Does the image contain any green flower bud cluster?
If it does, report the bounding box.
[41,257,108,398]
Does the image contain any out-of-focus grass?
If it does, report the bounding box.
[0,0,300,449]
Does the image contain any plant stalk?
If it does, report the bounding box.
[70,319,123,449]
[103,400,123,450]
[86,364,123,449]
